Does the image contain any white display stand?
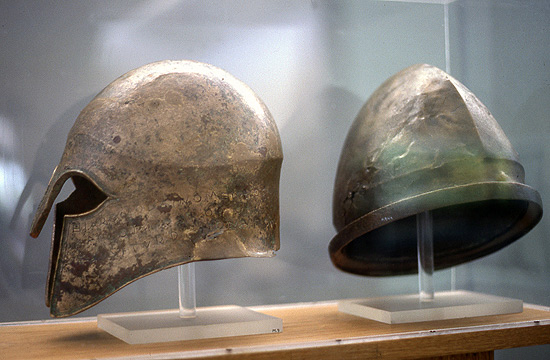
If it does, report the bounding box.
[97,263,283,344]
[338,290,523,324]
[97,305,282,344]
[338,211,523,324]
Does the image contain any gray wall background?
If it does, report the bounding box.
[1,0,548,357]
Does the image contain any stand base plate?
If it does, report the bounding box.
[97,305,282,344]
[339,290,522,324]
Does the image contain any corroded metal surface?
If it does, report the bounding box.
[31,60,283,317]
[330,64,542,276]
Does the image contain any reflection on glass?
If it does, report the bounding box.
[1,115,28,264]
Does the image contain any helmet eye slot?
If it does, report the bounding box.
[57,175,108,217]
[54,176,108,243]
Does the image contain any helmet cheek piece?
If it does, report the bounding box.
[31,171,110,310]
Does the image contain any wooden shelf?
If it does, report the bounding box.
[2,301,550,359]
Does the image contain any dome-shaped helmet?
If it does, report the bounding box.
[330,64,542,276]
[31,60,283,317]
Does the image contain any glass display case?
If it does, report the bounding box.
[1,0,549,358]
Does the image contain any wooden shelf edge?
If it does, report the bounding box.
[1,300,550,360]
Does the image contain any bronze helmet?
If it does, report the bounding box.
[330,64,542,276]
[31,60,283,317]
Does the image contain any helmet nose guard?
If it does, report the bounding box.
[31,60,283,317]
[330,64,542,276]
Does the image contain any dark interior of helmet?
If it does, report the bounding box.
[53,175,108,243]
[343,199,530,275]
